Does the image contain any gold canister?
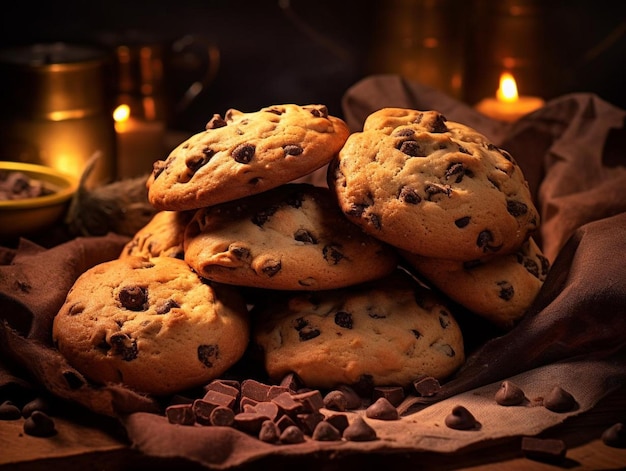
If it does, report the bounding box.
[0,43,117,188]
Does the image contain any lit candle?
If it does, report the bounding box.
[475,72,545,122]
[114,104,165,179]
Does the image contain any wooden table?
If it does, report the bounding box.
[1,385,624,470]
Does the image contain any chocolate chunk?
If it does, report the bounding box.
[268,385,292,400]
[455,216,471,228]
[292,390,325,413]
[210,406,235,427]
[166,404,195,425]
[21,397,50,418]
[296,411,325,435]
[398,186,422,204]
[118,286,148,311]
[543,386,577,412]
[495,381,526,406]
[202,389,237,410]
[337,385,363,409]
[204,379,240,398]
[232,143,255,163]
[156,299,179,314]
[398,140,425,157]
[412,375,441,397]
[197,344,219,368]
[193,399,218,425]
[258,419,280,443]
[323,390,348,411]
[334,311,353,329]
[275,414,297,432]
[261,259,281,277]
[601,423,626,448]
[234,412,270,435]
[279,372,303,392]
[366,397,399,420]
[497,281,515,301]
[507,200,528,217]
[312,421,342,441]
[444,405,478,430]
[294,229,317,244]
[110,333,138,361]
[322,244,344,265]
[325,414,349,433]
[343,416,378,441]
[0,401,21,420]
[351,375,375,398]
[252,402,280,422]
[372,386,405,407]
[272,391,304,415]
[283,144,304,156]
[206,114,227,129]
[241,379,272,402]
[23,411,56,437]
[521,437,567,463]
[428,113,448,133]
[280,425,306,443]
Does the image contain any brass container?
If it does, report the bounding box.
[0,43,117,188]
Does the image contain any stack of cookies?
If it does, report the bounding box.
[52,104,548,397]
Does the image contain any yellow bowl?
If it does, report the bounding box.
[0,161,78,239]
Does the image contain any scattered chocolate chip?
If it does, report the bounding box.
[444,405,478,430]
[412,375,441,397]
[280,424,306,443]
[23,411,56,437]
[369,213,382,230]
[521,437,567,463]
[166,404,195,425]
[296,411,324,435]
[275,414,298,432]
[283,144,304,156]
[334,311,353,329]
[325,414,349,433]
[346,203,367,218]
[210,406,235,427]
[476,230,496,252]
[411,329,422,339]
[454,216,471,228]
[206,114,227,129]
[251,206,278,226]
[0,401,21,420]
[118,286,148,311]
[445,163,472,183]
[261,259,281,277]
[543,386,577,412]
[398,140,425,157]
[231,245,251,262]
[312,421,342,441]
[372,386,405,407]
[272,391,304,416]
[185,150,214,174]
[234,412,270,435]
[428,113,448,133]
[366,397,399,421]
[110,333,138,361]
[292,390,325,413]
[507,200,528,217]
[306,105,328,118]
[495,381,526,406]
[337,385,363,409]
[322,244,344,265]
[601,423,626,448]
[152,160,167,180]
[156,299,180,314]
[21,397,50,418]
[343,416,378,441]
[398,186,422,204]
[197,344,219,368]
[323,390,348,411]
[425,183,452,201]
[232,143,255,163]
[298,326,320,341]
[294,229,317,244]
[497,281,515,301]
[258,419,280,443]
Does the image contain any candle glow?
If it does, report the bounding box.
[475,72,545,122]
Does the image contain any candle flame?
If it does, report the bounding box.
[113,104,131,123]
[496,72,519,103]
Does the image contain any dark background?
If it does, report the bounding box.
[1,0,624,132]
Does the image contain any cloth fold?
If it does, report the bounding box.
[1,75,625,468]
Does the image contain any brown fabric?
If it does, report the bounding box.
[1,75,625,467]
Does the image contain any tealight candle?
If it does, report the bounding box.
[475,72,545,122]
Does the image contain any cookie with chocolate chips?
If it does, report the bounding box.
[146,104,350,211]
[328,108,539,261]
[52,256,250,395]
[183,183,399,290]
[119,210,194,260]
[252,269,465,389]
[401,237,550,329]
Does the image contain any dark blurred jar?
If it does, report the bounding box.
[0,43,117,188]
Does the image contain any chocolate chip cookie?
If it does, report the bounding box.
[252,269,465,389]
[401,237,550,329]
[120,210,194,260]
[328,108,539,261]
[147,104,350,211]
[52,256,250,395]
[183,183,399,290]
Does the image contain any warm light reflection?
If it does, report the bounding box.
[113,104,131,123]
[496,72,519,103]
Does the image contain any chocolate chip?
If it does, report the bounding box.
[445,163,472,183]
[347,203,367,218]
[543,386,577,412]
[306,105,328,118]
[156,299,179,314]
[507,200,528,217]
[259,419,280,443]
[323,244,344,264]
[152,160,167,180]
[398,140,425,157]
[210,406,235,427]
[425,183,451,200]
[495,380,526,406]
[444,405,478,430]
[455,216,471,228]
[476,230,502,253]
[428,113,448,133]
[411,329,422,339]
[334,311,353,329]
[0,401,21,420]
[601,423,626,448]
[251,207,278,226]
[412,375,441,397]
[118,286,148,311]
[299,326,321,341]
[523,258,540,277]
[23,411,56,437]
[197,344,219,368]
[294,229,317,244]
[323,390,348,411]
[283,144,304,156]
[166,404,195,425]
[497,281,515,301]
[280,424,306,443]
[231,246,251,262]
[521,437,567,463]
[261,259,281,277]
[343,416,377,441]
[365,397,399,420]
[325,414,350,433]
[21,397,50,418]
[398,186,422,204]
[206,114,227,129]
[458,145,471,154]
[185,149,214,173]
[439,311,451,328]
[202,389,237,410]
[232,143,255,163]
[312,421,342,441]
[393,128,415,137]
[369,213,382,230]
[110,333,138,361]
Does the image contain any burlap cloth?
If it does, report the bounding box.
[1,74,625,468]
